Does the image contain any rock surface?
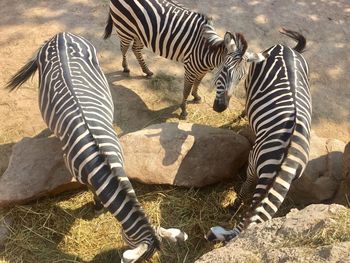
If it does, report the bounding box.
[196,204,350,263]
[286,132,346,205]
[1,126,347,207]
[334,142,350,205]
[120,123,251,187]
[0,123,250,207]
[0,137,83,207]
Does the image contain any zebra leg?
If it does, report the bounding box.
[120,39,132,74]
[87,185,105,215]
[180,72,195,120]
[228,167,257,215]
[131,39,153,77]
[191,73,206,104]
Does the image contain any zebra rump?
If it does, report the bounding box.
[207,29,311,242]
[6,32,162,262]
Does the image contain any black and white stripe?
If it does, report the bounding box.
[104,0,246,119]
[208,29,311,242]
[6,32,167,262]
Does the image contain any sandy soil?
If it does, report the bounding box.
[0,0,349,172]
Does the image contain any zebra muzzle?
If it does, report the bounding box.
[121,243,149,263]
[205,226,238,242]
[156,226,188,243]
[213,99,228,113]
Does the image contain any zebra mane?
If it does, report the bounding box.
[163,0,188,10]
[201,19,224,47]
[163,0,209,19]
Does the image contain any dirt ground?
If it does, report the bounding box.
[1,0,349,159]
[0,0,349,262]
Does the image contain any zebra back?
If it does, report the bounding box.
[108,0,209,62]
[206,29,311,243]
[244,42,311,225]
[6,32,160,257]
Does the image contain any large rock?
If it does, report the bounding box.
[1,126,346,207]
[0,123,250,207]
[196,204,350,263]
[334,142,350,205]
[0,137,83,207]
[120,123,251,187]
[286,132,346,205]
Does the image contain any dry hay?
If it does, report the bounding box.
[0,182,240,263]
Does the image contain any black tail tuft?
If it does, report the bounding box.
[279,28,306,53]
[5,57,38,91]
[103,13,113,40]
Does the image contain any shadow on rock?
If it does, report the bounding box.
[106,72,180,135]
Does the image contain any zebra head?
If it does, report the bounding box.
[213,33,267,112]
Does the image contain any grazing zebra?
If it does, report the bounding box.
[207,29,311,242]
[6,32,187,262]
[104,0,249,119]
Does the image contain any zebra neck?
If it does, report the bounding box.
[204,42,226,69]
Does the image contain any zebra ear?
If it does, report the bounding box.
[225,32,248,55]
[246,51,268,63]
[202,24,223,46]
[224,32,236,53]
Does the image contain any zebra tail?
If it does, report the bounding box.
[103,13,113,40]
[249,131,307,226]
[279,28,306,53]
[5,56,38,91]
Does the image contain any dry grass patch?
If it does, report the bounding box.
[147,72,182,105]
[0,181,239,263]
[282,208,350,248]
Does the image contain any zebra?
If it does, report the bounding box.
[5,32,187,262]
[206,28,311,242]
[104,0,250,119]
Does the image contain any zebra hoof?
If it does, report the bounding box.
[94,207,105,216]
[192,96,202,104]
[145,72,154,78]
[179,112,188,120]
[92,201,105,216]
[123,68,130,73]
[227,203,241,216]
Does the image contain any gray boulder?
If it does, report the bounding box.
[120,122,251,187]
[288,132,346,205]
[196,204,349,263]
[1,125,346,208]
[0,123,250,206]
[0,137,83,207]
[334,142,350,205]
